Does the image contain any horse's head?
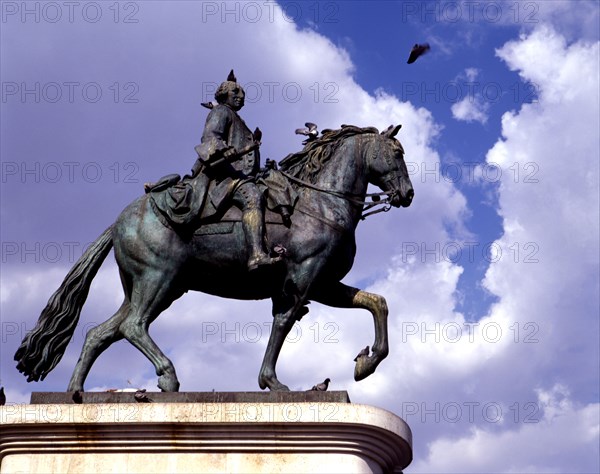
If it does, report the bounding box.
[366,125,414,208]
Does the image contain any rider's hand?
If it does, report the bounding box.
[223,147,237,159]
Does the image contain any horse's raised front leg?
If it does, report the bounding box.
[312,282,389,381]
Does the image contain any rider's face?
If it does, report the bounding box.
[225,85,245,111]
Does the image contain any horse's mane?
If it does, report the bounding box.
[279,125,379,183]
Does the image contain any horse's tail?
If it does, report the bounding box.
[14,225,114,382]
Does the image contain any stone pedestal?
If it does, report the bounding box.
[1,392,412,473]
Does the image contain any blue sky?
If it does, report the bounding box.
[1,1,599,472]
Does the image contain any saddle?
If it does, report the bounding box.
[146,169,297,235]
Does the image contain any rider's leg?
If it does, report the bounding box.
[234,182,282,270]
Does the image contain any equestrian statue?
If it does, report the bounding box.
[15,71,414,392]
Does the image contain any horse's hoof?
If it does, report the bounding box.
[354,355,377,381]
[72,390,83,404]
[158,374,180,392]
[259,375,289,391]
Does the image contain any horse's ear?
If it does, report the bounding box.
[381,124,402,138]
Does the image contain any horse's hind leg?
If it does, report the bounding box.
[119,274,184,392]
[311,282,389,381]
[121,323,180,391]
[67,301,129,391]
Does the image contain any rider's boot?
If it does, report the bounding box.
[243,208,282,271]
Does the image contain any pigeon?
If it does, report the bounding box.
[227,69,237,82]
[201,101,214,109]
[253,127,262,143]
[354,345,370,362]
[0,387,5,406]
[134,389,151,403]
[295,122,319,144]
[310,378,331,391]
[407,43,430,64]
[72,390,83,404]
[264,158,277,170]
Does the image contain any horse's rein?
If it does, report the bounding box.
[277,169,394,220]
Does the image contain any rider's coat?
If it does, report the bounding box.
[196,103,259,209]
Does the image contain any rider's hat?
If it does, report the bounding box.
[215,70,240,104]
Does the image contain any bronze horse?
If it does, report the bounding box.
[15,125,414,392]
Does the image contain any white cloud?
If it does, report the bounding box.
[451,96,490,124]
[411,385,600,473]
[464,67,480,82]
[522,0,600,41]
[450,67,490,124]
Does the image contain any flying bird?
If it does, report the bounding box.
[295,122,319,144]
[134,389,151,403]
[0,387,5,406]
[407,43,430,64]
[354,345,370,362]
[310,378,331,391]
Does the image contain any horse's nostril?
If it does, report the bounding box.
[407,189,414,200]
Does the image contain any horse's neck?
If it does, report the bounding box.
[309,135,369,228]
